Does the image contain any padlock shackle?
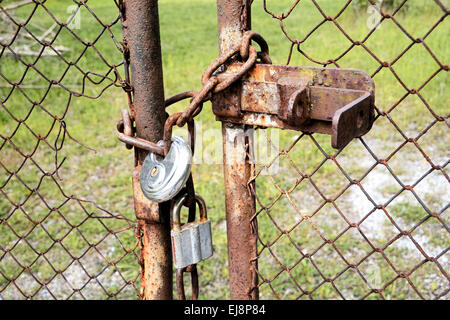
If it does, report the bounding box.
[172,193,207,232]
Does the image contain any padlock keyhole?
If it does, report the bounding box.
[150,166,159,177]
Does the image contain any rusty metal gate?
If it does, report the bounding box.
[0,0,448,300]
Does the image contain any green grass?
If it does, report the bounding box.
[0,0,448,300]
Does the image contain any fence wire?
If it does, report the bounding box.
[1,0,448,301]
[0,0,141,299]
[249,0,449,299]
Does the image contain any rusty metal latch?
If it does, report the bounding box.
[212,63,375,149]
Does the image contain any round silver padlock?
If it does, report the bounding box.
[140,136,192,202]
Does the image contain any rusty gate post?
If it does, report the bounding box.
[123,0,172,299]
[216,0,258,300]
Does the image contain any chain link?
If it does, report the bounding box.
[176,264,199,300]
[117,30,271,157]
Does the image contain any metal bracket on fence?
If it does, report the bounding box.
[212,64,376,149]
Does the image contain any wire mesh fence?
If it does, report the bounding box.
[0,0,448,301]
[0,0,141,299]
[249,0,449,299]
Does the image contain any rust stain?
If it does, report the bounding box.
[213,63,375,149]
[124,0,172,300]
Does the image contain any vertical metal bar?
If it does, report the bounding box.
[216,0,258,300]
[123,0,172,300]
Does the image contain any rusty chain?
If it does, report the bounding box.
[116,30,271,155]
[176,264,199,300]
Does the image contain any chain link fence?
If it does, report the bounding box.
[0,0,141,299]
[0,0,448,300]
[249,0,448,299]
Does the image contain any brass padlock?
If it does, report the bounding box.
[171,193,213,269]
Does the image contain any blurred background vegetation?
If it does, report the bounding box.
[0,0,448,299]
